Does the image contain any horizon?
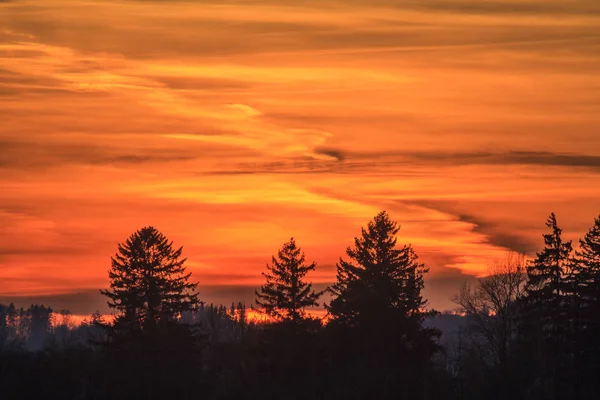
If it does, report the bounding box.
[2,0,600,316]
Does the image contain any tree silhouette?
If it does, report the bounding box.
[0,304,8,349]
[455,252,526,395]
[571,214,600,393]
[328,210,429,327]
[525,213,572,335]
[326,211,438,399]
[575,214,600,322]
[27,304,52,351]
[236,301,247,342]
[523,213,573,396]
[100,226,200,337]
[255,237,323,323]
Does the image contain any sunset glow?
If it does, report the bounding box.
[1,0,600,314]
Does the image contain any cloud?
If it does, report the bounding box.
[397,0,600,16]
[156,76,250,91]
[195,148,600,177]
[402,198,545,255]
[453,213,538,254]
[409,151,600,169]
[0,137,199,170]
[311,149,600,171]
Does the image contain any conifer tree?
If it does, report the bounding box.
[236,302,247,342]
[522,213,573,395]
[326,211,438,399]
[100,226,200,336]
[575,215,600,310]
[27,305,52,351]
[255,238,323,323]
[327,210,429,328]
[525,213,572,331]
[0,304,8,348]
[573,215,600,368]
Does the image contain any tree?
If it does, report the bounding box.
[235,301,247,343]
[26,305,50,350]
[574,214,600,330]
[456,253,526,368]
[525,213,572,335]
[523,213,573,397]
[326,211,439,399]
[327,210,429,327]
[0,304,8,349]
[255,238,323,323]
[455,253,527,396]
[5,303,17,345]
[570,215,600,395]
[100,226,200,337]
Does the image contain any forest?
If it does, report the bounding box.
[1,211,600,399]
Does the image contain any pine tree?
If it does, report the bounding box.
[255,238,323,323]
[100,226,200,336]
[236,302,247,343]
[525,213,572,332]
[325,211,438,399]
[572,215,600,385]
[0,304,8,348]
[523,213,573,395]
[27,304,52,351]
[575,215,600,316]
[327,210,429,327]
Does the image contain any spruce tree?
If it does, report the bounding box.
[327,210,429,327]
[255,238,323,323]
[100,226,200,336]
[573,215,600,384]
[575,215,600,314]
[0,304,7,348]
[523,213,573,395]
[326,211,438,399]
[27,305,52,351]
[525,213,572,332]
[236,302,247,342]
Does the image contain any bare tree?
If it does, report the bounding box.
[454,252,527,369]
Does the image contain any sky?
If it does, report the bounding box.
[1,0,600,315]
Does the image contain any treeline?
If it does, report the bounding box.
[0,303,251,352]
[1,211,600,399]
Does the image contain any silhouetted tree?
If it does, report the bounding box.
[236,301,247,343]
[255,237,323,323]
[326,211,439,399]
[27,304,52,351]
[455,253,526,396]
[81,310,109,346]
[525,213,572,320]
[0,304,7,349]
[574,214,600,336]
[253,239,326,399]
[4,303,17,347]
[570,215,600,396]
[523,213,573,397]
[328,211,429,326]
[456,253,526,367]
[100,226,200,339]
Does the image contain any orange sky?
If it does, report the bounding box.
[1,0,600,314]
